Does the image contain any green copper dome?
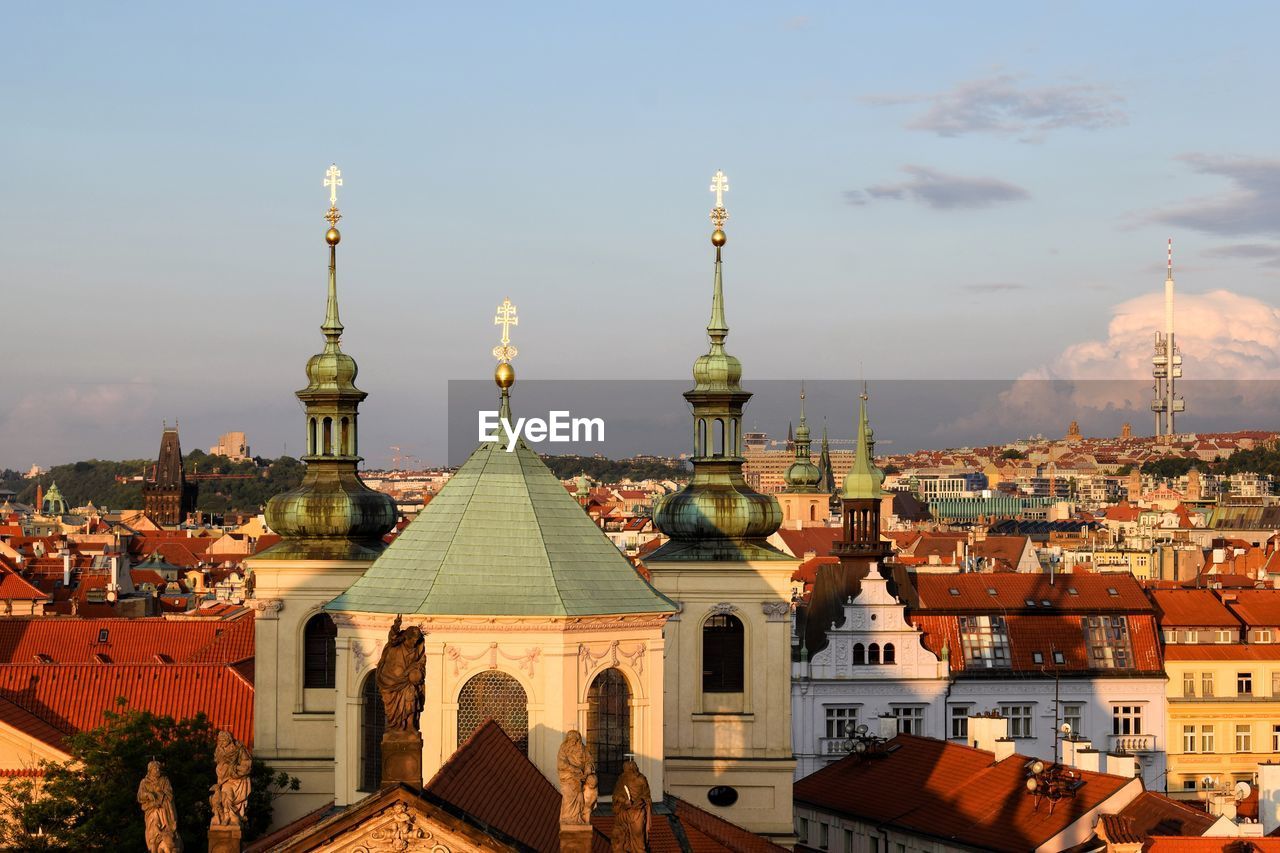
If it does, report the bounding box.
[258,220,395,561]
[783,385,821,492]
[840,394,884,500]
[650,236,786,562]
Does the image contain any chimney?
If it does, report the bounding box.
[1260,763,1280,837]
[967,712,1010,754]
[62,552,71,587]
[993,738,1016,762]
[1063,737,1093,769]
[1075,748,1102,773]
[878,714,900,741]
[1104,752,1136,779]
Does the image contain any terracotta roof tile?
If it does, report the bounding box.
[774,528,841,559]
[0,613,252,664]
[1163,643,1280,661]
[1117,790,1216,838]
[1223,589,1280,628]
[794,734,1133,853]
[0,663,253,744]
[1149,589,1242,628]
[914,572,1153,612]
[1143,839,1280,852]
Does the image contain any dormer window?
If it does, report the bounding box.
[1084,615,1132,669]
[96,629,109,644]
[958,615,1011,669]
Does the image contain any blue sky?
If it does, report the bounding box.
[4,2,1280,468]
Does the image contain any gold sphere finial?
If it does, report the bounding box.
[711,228,726,247]
[326,227,341,246]
[495,361,515,389]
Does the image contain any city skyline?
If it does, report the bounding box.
[6,3,1280,468]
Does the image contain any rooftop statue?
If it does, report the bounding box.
[377,614,426,732]
[137,759,183,853]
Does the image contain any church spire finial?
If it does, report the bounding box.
[492,297,518,420]
[322,164,344,347]
[707,170,730,347]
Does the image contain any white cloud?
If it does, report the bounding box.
[847,166,1029,210]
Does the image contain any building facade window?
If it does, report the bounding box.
[1112,705,1143,736]
[883,643,896,664]
[958,614,1011,669]
[702,613,745,693]
[1216,629,1232,643]
[893,706,925,735]
[852,643,865,665]
[1201,724,1215,754]
[1273,724,1280,752]
[826,706,860,739]
[302,612,338,689]
[819,822,829,850]
[1202,672,1215,697]
[844,828,854,853]
[360,673,385,792]
[1002,704,1034,739]
[1083,615,1132,669]
[1183,725,1196,753]
[1182,672,1195,698]
[1062,703,1083,736]
[586,668,630,794]
[868,643,881,665]
[950,705,972,740]
[1273,672,1280,697]
[1236,724,1252,753]
[1238,672,1253,696]
[796,818,808,844]
[457,670,529,754]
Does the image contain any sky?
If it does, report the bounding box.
[4,2,1280,468]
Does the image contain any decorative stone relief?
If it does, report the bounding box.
[444,643,542,678]
[249,598,282,619]
[579,641,646,678]
[351,639,385,675]
[761,600,791,622]
[708,602,737,616]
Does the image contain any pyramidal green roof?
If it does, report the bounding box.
[328,427,677,618]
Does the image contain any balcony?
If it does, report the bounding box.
[819,737,854,756]
[1110,734,1155,753]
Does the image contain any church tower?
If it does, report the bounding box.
[646,172,797,843]
[327,302,675,807]
[247,165,397,826]
[142,425,196,525]
[776,384,827,528]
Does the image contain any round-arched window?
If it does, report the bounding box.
[457,671,529,754]
[587,668,631,793]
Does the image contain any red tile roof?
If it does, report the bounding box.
[914,572,1153,612]
[0,570,52,601]
[774,527,841,559]
[1143,839,1280,852]
[0,614,252,665]
[1223,589,1280,628]
[0,694,70,752]
[1149,589,1242,628]
[794,734,1135,853]
[0,663,253,744]
[1163,643,1280,661]
[1117,790,1216,837]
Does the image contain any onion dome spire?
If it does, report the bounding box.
[260,164,396,561]
[784,382,821,492]
[649,171,786,562]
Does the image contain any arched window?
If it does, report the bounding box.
[868,643,881,664]
[713,419,725,456]
[322,417,333,455]
[884,643,896,664]
[457,671,529,754]
[729,419,738,456]
[809,504,817,522]
[587,668,631,793]
[703,613,744,693]
[339,417,349,456]
[853,643,865,665]
[303,613,337,689]
[308,418,317,455]
[697,419,707,457]
[784,504,792,521]
[360,673,384,792]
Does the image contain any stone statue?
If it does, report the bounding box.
[557,730,596,825]
[137,759,183,853]
[610,760,652,853]
[377,614,426,732]
[208,731,252,829]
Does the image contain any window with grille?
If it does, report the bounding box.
[1083,616,1132,669]
[303,613,338,689]
[1236,724,1252,753]
[1002,704,1034,739]
[359,674,384,792]
[950,705,971,740]
[958,615,1011,669]
[826,706,859,738]
[586,668,630,794]
[892,706,924,735]
[1112,705,1143,736]
[457,671,529,754]
[702,614,744,693]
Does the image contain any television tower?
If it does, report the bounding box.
[1150,239,1184,436]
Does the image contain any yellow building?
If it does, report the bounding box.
[1152,588,1280,798]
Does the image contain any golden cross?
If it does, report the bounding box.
[324,164,343,225]
[492,297,519,363]
[710,169,729,227]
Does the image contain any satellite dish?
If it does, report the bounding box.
[1060,722,1072,736]
[1235,781,1252,801]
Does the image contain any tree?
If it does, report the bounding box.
[0,704,297,852]
[999,448,1025,461]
